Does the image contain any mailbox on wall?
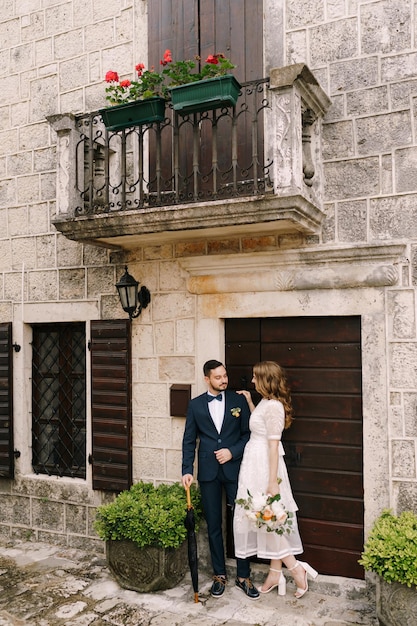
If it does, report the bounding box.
[170,384,191,417]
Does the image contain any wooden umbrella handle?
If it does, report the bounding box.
[185,485,192,509]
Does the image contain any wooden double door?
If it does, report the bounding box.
[225,316,364,579]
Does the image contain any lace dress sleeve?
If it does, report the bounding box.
[264,400,285,440]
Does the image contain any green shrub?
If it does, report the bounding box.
[359,509,417,587]
[94,481,203,550]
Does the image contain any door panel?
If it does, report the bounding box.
[225,316,364,579]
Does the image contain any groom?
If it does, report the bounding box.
[182,359,259,600]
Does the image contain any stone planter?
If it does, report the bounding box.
[376,577,417,626]
[99,96,166,131]
[170,74,241,115]
[106,539,188,592]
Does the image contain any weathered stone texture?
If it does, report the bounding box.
[360,1,411,54]
[370,195,417,239]
[65,503,87,534]
[381,52,417,83]
[388,406,404,438]
[412,245,417,286]
[158,356,195,381]
[356,111,412,156]
[35,234,56,268]
[324,158,380,200]
[286,30,307,66]
[28,269,58,301]
[337,200,367,242]
[59,268,86,300]
[86,266,114,297]
[152,293,195,322]
[387,290,415,339]
[8,206,29,237]
[133,447,165,481]
[391,440,416,478]
[310,18,357,65]
[329,57,379,95]
[346,86,389,117]
[395,147,417,193]
[322,121,354,159]
[29,75,59,122]
[176,318,195,354]
[11,237,36,270]
[32,499,65,531]
[389,343,417,388]
[159,261,188,291]
[133,383,168,418]
[403,393,417,437]
[56,235,83,267]
[391,79,417,108]
[155,321,175,355]
[286,0,324,29]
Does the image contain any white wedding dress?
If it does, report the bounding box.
[234,398,303,559]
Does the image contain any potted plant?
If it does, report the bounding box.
[94,481,203,592]
[160,49,241,115]
[99,63,167,131]
[359,509,417,626]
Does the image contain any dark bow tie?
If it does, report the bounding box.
[208,394,222,402]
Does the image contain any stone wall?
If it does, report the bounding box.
[0,0,416,551]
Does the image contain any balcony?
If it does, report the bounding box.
[50,65,331,250]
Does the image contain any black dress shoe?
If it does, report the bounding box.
[210,575,227,598]
[235,577,260,600]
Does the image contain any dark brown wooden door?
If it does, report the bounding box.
[148,0,264,191]
[225,316,364,579]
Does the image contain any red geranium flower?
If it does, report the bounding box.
[119,79,131,88]
[105,70,119,83]
[160,49,173,66]
[205,54,218,65]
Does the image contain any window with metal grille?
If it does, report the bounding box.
[32,323,86,478]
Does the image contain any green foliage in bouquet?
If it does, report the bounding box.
[94,481,203,549]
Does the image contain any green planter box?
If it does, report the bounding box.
[170,74,241,115]
[99,96,166,131]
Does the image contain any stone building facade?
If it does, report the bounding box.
[0,0,416,580]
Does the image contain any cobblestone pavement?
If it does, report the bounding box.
[0,540,379,626]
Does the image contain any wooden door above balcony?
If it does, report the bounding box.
[50,67,331,250]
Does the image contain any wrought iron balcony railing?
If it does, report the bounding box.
[74,78,273,216]
[50,65,331,244]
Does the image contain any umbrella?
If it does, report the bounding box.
[184,486,199,603]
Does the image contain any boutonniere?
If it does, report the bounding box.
[231,407,241,418]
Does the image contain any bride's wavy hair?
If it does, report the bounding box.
[253,361,294,429]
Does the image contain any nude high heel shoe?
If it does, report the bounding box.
[287,561,318,598]
[259,567,286,596]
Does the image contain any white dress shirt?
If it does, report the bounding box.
[208,392,225,433]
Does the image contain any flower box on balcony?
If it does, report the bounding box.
[170,75,241,115]
[99,96,166,131]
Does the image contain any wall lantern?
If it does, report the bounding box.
[115,266,151,320]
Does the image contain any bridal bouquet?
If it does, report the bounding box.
[236,490,294,535]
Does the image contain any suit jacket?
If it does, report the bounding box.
[182,389,250,482]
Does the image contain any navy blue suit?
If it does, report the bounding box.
[182,389,251,577]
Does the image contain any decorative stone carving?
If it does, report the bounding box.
[376,577,417,626]
[106,539,188,592]
[181,244,406,294]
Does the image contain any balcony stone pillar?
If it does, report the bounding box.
[47,113,79,216]
[267,64,331,216]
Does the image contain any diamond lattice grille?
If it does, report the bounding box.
[32,324,86,478]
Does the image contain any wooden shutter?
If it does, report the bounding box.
[90,319,132,492]
[0,322,14,479]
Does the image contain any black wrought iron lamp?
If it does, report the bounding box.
[115,266,151,320]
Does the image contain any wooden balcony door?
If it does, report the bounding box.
[148,0,264,195]
[225,316,364,580]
